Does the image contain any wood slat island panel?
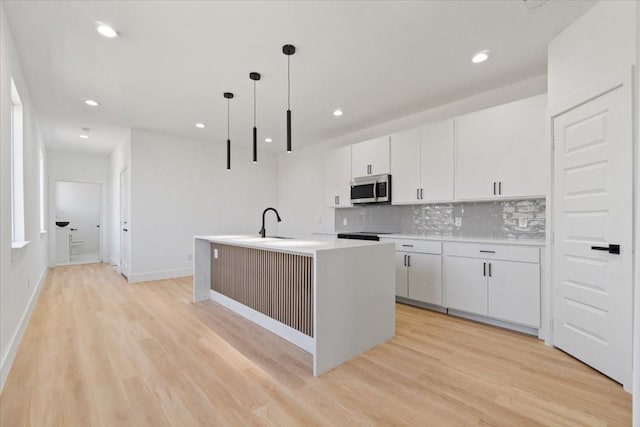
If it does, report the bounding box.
[211,243,314,337]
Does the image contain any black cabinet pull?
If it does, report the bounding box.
[417,188,420,199]
[123,228,128,232]
[493,182,496,195]
[591,244,621,254]
[479,250,495,254]
[498,181,502,195]
[483,262,486,276]
[488,263,492,277]
[407,255,411,267]
[402,244,414,247]
[403,254,407,266]
[420,188,424,199]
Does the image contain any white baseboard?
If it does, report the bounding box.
[447,309,539,336]
[128,266,193,283]
[0,266,48,393]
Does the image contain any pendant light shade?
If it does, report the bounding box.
[250,72,261,163]
[283,44,295,153]
[224,92,234,170]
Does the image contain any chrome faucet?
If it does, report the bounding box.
[259,207,282,238]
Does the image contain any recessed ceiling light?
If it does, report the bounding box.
[472,50,490,63]
[195,123,205,129]
[96,23,118,38]
[333,109,343,117]
[265,138,272,143]
[79,134,89,139]
[85,99,99,107]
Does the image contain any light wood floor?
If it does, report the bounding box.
[0,263,631,426]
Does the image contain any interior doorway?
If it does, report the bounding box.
[54,181,102,265]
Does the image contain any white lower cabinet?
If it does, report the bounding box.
[443,242,541,328]
[443,256,487,315]
[487,260,540,327]
[407,253,443,305]
[395,252,409,298]
[385,238,443,306]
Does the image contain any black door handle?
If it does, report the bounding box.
[591,244,620,254]
[123,229,129,232]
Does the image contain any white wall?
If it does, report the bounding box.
[277,74,547,235]
[0,4,49,392]
[548,0,637,109]
[108,133,131,269]
[127,128,278,282]
[47,150,109,264]
[55,182,102,255]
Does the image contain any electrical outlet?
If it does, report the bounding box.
[188,253,193,261]
[454,217,462,227]
[519,218,528,228]
[214,249,218,259]
[343,218,348,226]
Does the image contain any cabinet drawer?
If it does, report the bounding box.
[381,238,442,255]
[443,242,539,263]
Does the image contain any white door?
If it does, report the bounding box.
[487,260,540,327]
[395,252,408,298]
[444,256,487,315]
[390,128,421,204]
[119,169,129,278]
[420,119,454,202]
[553,84,632,387]
[324,146,352,207]
[408,253,442,305]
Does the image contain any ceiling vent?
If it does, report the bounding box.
[523,0,551,11]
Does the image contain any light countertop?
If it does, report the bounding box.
[194,234,393,255]
[379,234,545,247]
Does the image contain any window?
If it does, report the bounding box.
[11,78,26,246]
[39,149,46,233]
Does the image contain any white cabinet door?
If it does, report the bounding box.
[444,256,487,315]
[420,119,454,202]
[407,253,442,305]
[351,136,390,177]
[395,252,409,298]
[324,146,352,207]
[487,260,540,327]
[455,94,547,200]
[390,128,421,204]
[492,94,547,198]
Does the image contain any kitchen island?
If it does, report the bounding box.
[193,235,395,376]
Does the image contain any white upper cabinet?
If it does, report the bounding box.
[455,94,548,200]
[324,145,352,208]
[390,128,421,204]
[420,120,455,202]
[351,136,390,177]
[391,119,454,204]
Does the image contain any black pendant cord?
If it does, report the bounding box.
[253,79,257,163]
[227,97,231,170]
[224,92,234,170]
[287,54,291,153]
[250,72,261,163]
[283,44,295,154]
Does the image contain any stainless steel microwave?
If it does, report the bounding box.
[350,174,391,204]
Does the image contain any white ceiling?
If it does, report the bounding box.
[4,0,595,156]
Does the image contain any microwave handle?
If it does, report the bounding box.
[373,181,378,201]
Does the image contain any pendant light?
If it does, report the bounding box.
[282,44,296,153]
[250,72,261,163]
[224,92,234,170]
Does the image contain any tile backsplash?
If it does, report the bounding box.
[335,199,545,240]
